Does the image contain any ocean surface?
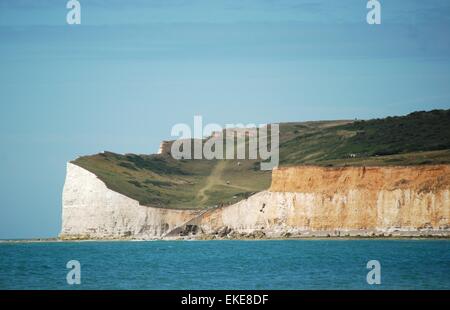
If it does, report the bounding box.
[0,240,449,290]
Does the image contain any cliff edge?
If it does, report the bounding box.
[186,165,450,238]
[61,163,450,239]
[60,163,201,240]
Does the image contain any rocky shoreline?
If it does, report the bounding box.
[3,233,450,243]
[58,228,450,241]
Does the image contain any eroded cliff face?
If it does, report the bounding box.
[192,166,450,238]
[60,163,201,240]
[61,163,450,240]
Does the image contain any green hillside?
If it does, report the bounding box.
[74,153,270,210]
[279,109,450,166]
[73,109,450,209]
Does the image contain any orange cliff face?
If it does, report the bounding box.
[270,165,450,194]
[188,165,450,238]
[266,165,450,232]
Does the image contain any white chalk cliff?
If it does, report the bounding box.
[60,163,201,239]
[61,163,450,239]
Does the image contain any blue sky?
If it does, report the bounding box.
[1,0,450,239]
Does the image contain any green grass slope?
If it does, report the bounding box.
[73,109,450,209]
[74,152,270,209]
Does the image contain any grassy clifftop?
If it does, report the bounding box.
[279,109,450,166]
[74,153,270,209]
[73,109,450,209]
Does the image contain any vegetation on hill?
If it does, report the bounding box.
[73,109,450,209]
[279,109,450,166]
[74,152,270,209]
[330,109,450,158]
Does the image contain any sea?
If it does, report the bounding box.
[0,240,449,290]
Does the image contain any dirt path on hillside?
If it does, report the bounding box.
[197,161,227,204]
[196,160,252,205]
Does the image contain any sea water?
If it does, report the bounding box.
[0,240,449,290]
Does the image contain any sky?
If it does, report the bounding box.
[1,0,450,239]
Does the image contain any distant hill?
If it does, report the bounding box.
[73,109,450,209]
[280,109,450,166]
